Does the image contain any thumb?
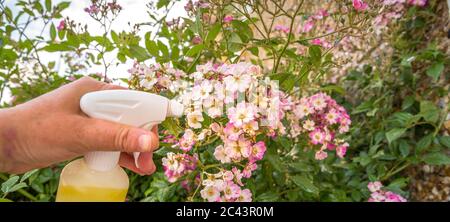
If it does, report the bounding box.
[76,118,159,153]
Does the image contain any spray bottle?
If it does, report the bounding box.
[55,90,184,202]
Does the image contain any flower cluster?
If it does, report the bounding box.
[367,181,407,202]
[200,169,252,202]
[129,61,350,201]
[289,93,351,160]
[128,62,187,94]
[162,152,198,183]
[177,63,285,201]
[84,0,122,16]
[184,0,210,13]
[326,0,429,81]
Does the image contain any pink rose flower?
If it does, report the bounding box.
[353,0,368,11]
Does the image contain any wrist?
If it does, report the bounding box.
[0,107,19,173]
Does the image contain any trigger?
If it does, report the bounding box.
[141,122,159,130]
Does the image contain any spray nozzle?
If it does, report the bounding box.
[80,89,184,171]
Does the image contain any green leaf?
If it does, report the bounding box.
[419,101,440,123]
[266,149,287,173]
[0,198,12,202]
[386,128,407,144]
[256,191,279,202]
[128,45,150,61]
[161,118,182,137]
[50,23,56,41]
[275,137,292,149]
[56,1,71,11]
[42,43,72,52]
[388,178,408,189]
[416,134,434,153]
[320,85,345,95]
[185,44,204,57]
[291,175,319,196]
[157,0,170,9]
[439,136,450,148]
[422,152,450,165]
[66,32,80,48]
[117,52,126,63]
[386,178,408,194]
[20,169,39,183]
[145,35,159,57]
[23,8,35,16]
[426,62,444,81]
[157,40,169,57]
[309,45,322,67]
[390,112,414,127]
[398,140,410,157]
[352,100,374,114]
[248,47,259,56]
[228,33,243,52]
[288,162,315,172]
[111,31,119,43]
[8,182,27,193]
[45,0,52,11]
[205,23,221,42]
[401,96,415,110]
[231,21,252,43]
[1,176,19,193]
[171,45,180,60]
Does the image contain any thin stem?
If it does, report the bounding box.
[381,162,411,181]
[189,172,203,202]
[272,0,303,74]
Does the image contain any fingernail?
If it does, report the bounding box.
[138,134,151,151]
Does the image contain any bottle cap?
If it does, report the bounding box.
[84,151,120,171]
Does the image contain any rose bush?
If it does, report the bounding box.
[127,61,351,201]
[0,0,448,202]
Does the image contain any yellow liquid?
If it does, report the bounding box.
[55,158,129,202]
[56,185,127,202]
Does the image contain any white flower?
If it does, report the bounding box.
[227,102,255,127]
[139,76,157,89]
[200,186,220,202]
[214,145,231,163]
[224,74,252,93]
[192,80,213,101]
[303,119,315,131]
[191,71,204,81]
[294,103,311,119]
[162,152,184,173]
[187,110,204,129]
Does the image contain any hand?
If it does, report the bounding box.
[0,77,159,175]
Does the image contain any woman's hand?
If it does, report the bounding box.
[0,77,159,175]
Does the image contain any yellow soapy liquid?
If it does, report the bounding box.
[56,185,127,202]
[56,158,129,202]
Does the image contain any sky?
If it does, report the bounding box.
[2,0,187,102]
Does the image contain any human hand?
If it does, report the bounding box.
[0,77,159,175]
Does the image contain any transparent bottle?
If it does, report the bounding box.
[56,152,128,202]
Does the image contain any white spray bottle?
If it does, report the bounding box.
[55,90,184,202]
